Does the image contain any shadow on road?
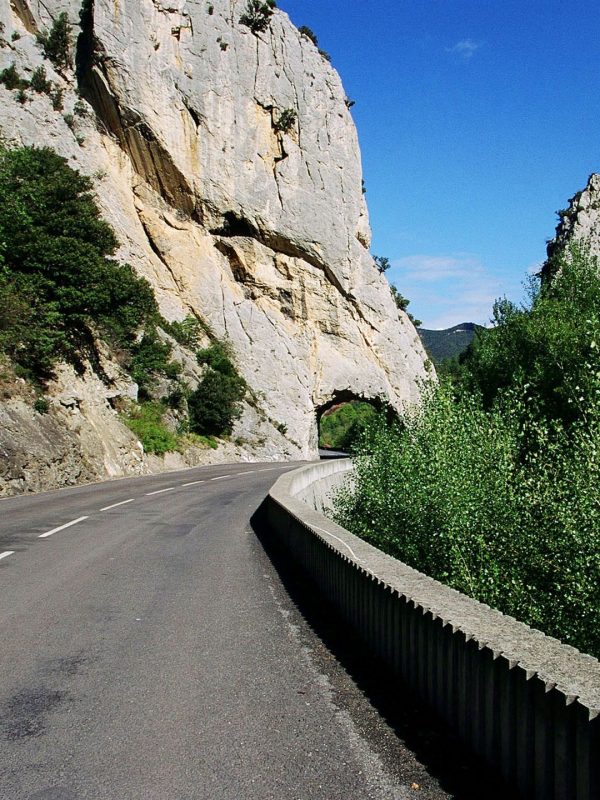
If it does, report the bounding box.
[251,501,518,800]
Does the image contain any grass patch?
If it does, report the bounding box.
[122,401,178,455]
[178,432,219,450]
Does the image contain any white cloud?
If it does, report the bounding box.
[392,253,484,282]
[446,39,483,60]
[389,253,503,329]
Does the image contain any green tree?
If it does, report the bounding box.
[188,370,246,436]
[0,145,157,376]
[129,332,173,395]
[30,66,52,94]
[373,255,390,274]
[162,315,204,349]
[239,0,276,33]
[189,341,246,436]
[37,12,72,70]
[196,341,238,377]
[0,63,28,90]
[333,242,600,657]
[459,243,600,426]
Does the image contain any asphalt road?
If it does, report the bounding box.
[0,463,487,800]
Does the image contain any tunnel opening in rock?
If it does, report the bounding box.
[317,391,394,453]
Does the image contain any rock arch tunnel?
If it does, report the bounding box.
[315,390,395,453]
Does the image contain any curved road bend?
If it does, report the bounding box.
[0,462,470,800]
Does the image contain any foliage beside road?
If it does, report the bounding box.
[334,243,600,658]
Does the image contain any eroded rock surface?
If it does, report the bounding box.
[0,0,429,493]
[547,173,600,264]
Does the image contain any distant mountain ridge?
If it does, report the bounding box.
[418,323,483,364]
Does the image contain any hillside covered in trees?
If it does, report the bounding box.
[418,323,483,365]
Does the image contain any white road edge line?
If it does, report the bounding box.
[100,498,135,511]
[0,551,15,561]
[39,516,89,539]
[182,480,205,487]
[145,487,175,496]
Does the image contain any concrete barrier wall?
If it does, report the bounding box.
[266,460,600,800]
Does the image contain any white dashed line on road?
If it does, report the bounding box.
[210,476,230,481]
[182,480,205,487]
[101,498,135,511]
[39,516,89,539]
[0,551,15,561]
[145,487,175,496]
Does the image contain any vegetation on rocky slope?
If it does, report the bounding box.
[0,145,157,379]
[334,243,600,658]
[189,342,246,436]
[0,145,246,447]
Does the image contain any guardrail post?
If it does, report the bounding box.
[551,688,577,800]
[514,663,536,797]
[533,676,556,800]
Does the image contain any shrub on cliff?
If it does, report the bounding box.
[298,26,318,46]
[129,331,182,397]
[37,12,72,70]
[0,64,28,91]
[390,285,421,326]
[188,341,246,436]
[30,66,52,94]
[188,370,246,436]
[196,340,238,377]
[240,0,276,33]
[273,108,297,134]
[162,315,204,349]
[0,145,157,376]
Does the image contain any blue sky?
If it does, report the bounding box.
[278,1,600,328]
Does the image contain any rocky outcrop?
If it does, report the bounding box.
[546,173,600,266]
[0,0,429,492]
[0,357,255,496]
[0,400,99,496]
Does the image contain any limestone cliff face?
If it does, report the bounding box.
[0,0,429,490]
[547,174,600,266]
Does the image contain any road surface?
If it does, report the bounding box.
[0,463,496,799]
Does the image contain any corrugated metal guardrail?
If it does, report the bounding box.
[266,459,600,800]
